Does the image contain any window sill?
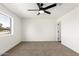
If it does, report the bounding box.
[0,33,12,37]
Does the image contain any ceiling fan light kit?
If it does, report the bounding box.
[39,10,44,13]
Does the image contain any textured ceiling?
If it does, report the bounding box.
[1,3,79,19]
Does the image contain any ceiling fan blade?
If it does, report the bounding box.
[37,12,40,15]
[37,3,41,9]
[44,10,51,14]
[28,9,39,11]
[37,3,43,10]
[43,3,57,10]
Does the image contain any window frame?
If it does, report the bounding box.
[0,11,13,36]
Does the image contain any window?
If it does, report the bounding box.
[0,13,12,35]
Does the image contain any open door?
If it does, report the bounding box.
[57,22,61,42]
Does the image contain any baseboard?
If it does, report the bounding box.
[22,41,59,43]
[1,41,21,56]
[61,42,79,54]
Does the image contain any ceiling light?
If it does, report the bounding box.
[39,10,44,13]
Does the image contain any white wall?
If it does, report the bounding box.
[22,18,57,41]
[58,7,79,53]
[0,5,21,55]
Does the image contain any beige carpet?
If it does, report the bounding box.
[2,41,79,56]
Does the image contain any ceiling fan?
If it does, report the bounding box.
[28,3,57,15]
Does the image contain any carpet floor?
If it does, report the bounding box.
[2,41,79,56]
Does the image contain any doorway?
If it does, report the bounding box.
[57,22,61,42]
